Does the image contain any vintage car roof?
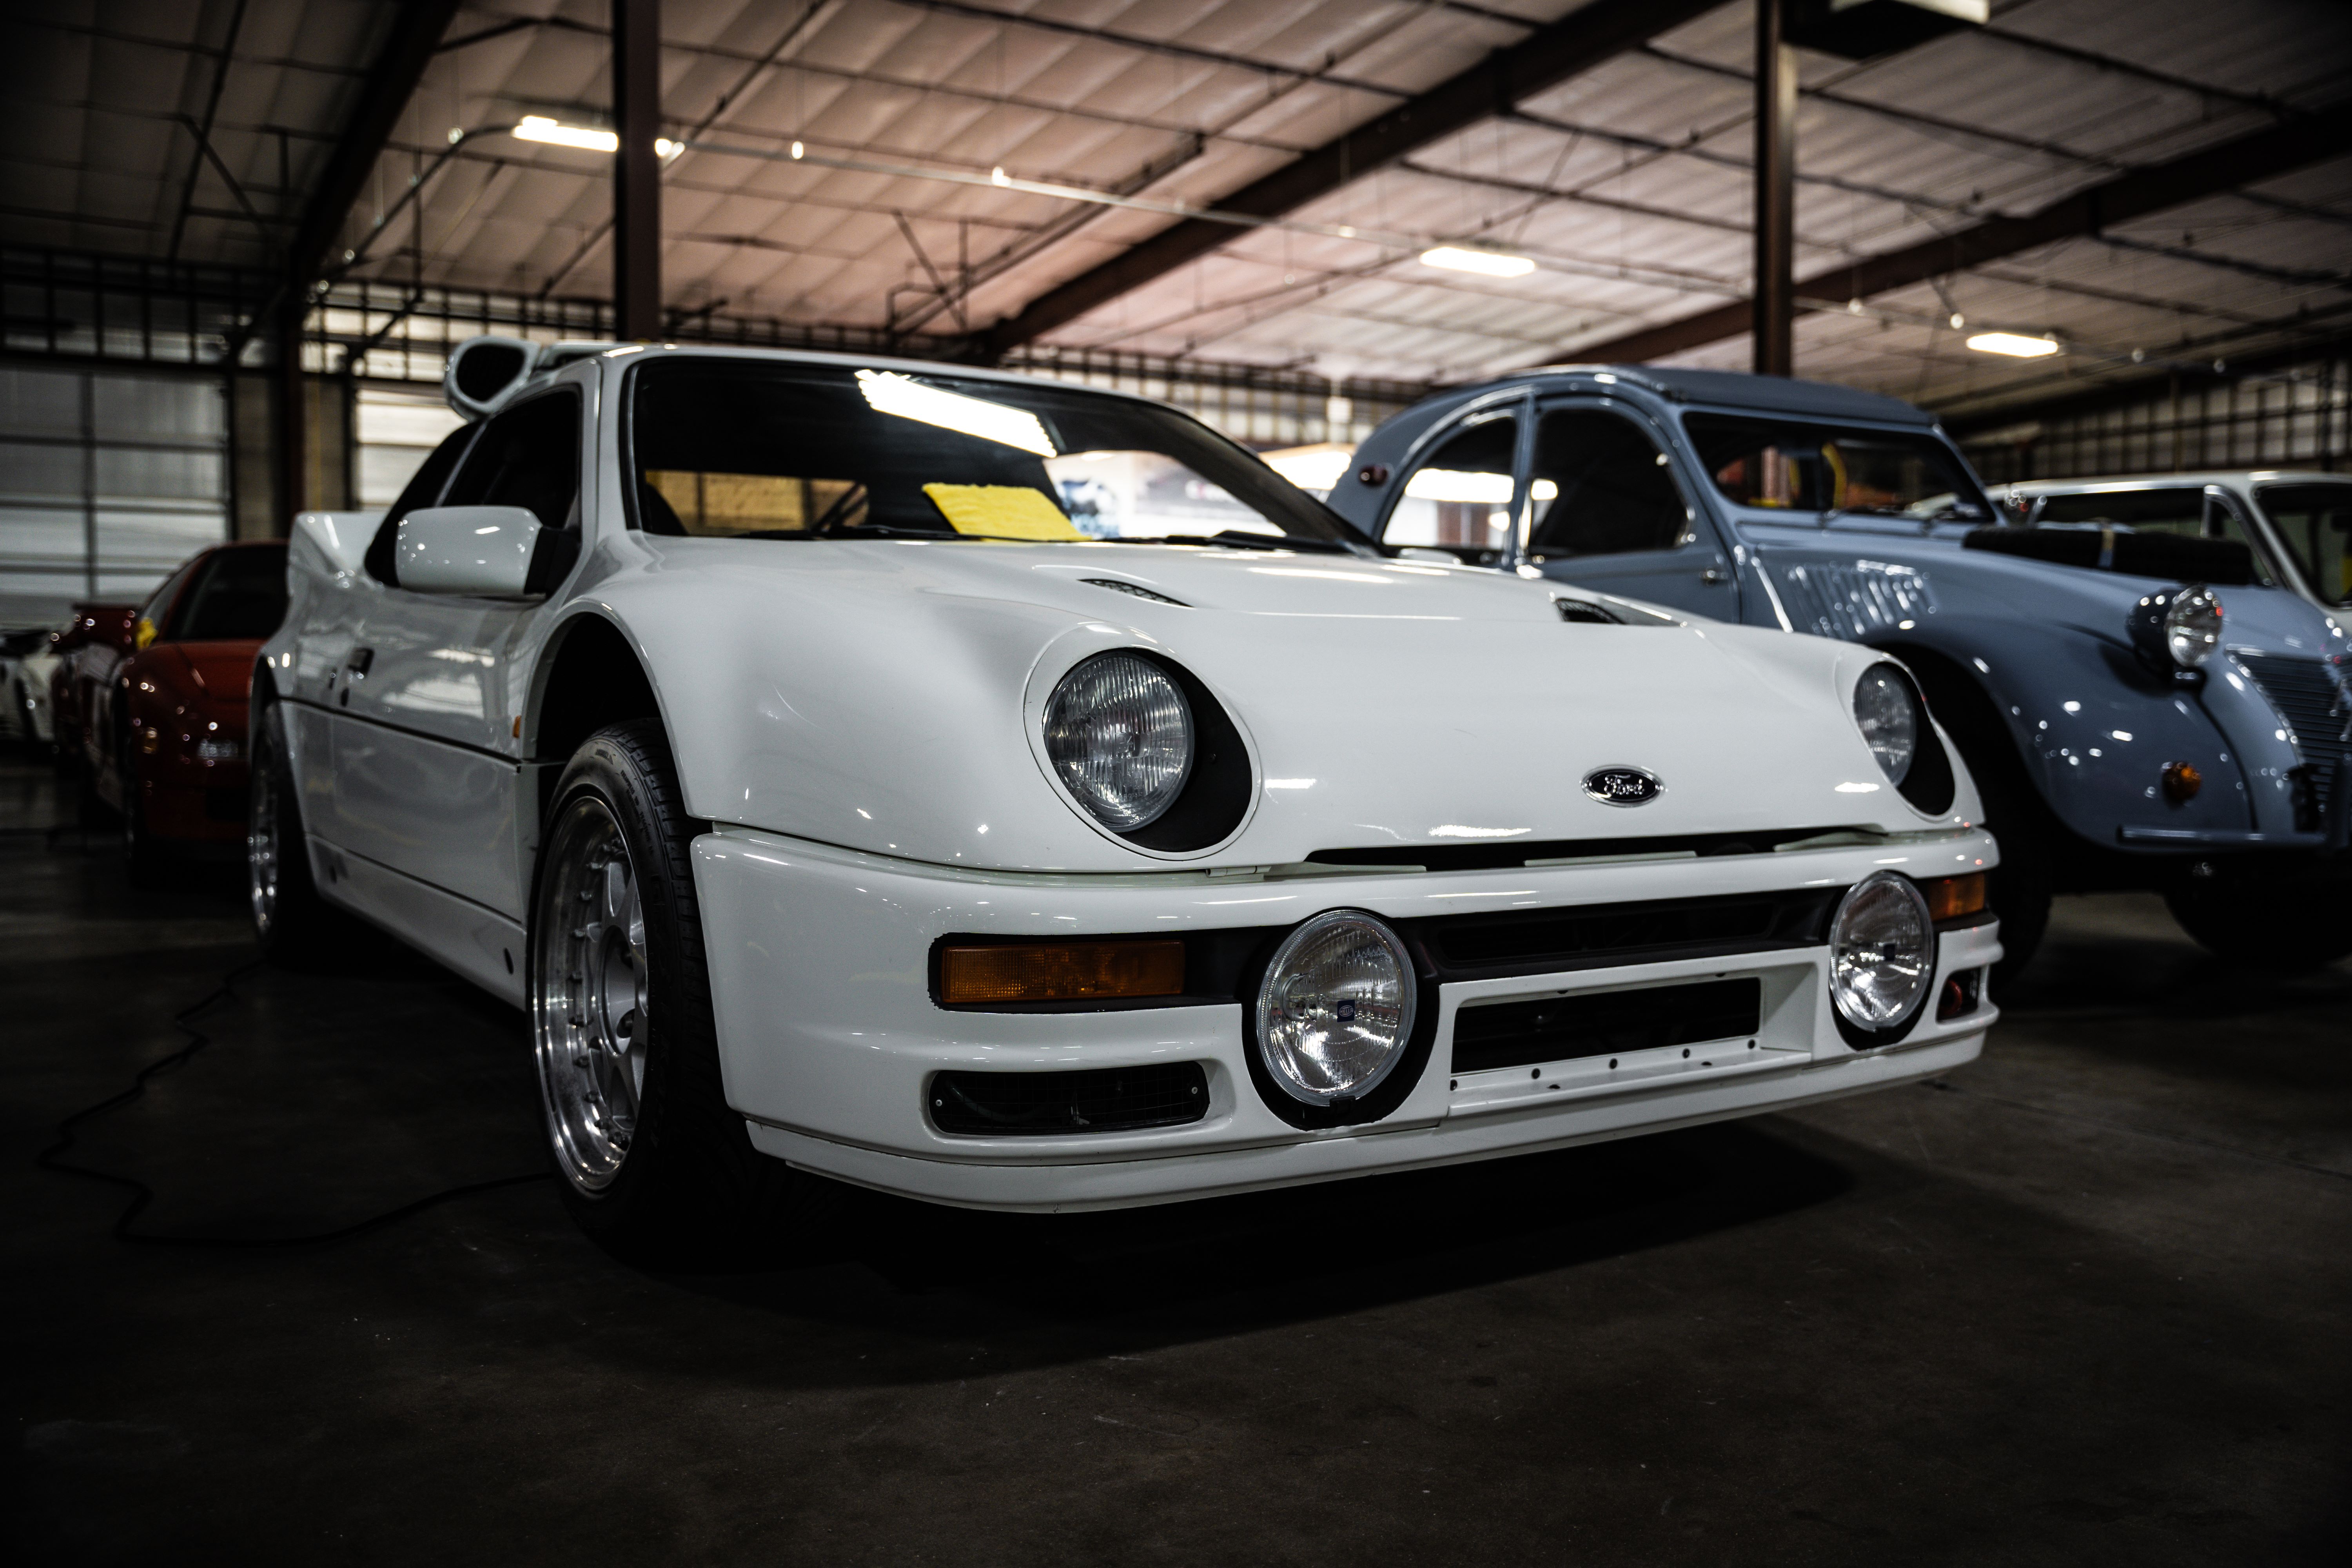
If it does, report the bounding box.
[1508,365,1942,426]
[1995,471,2346,495]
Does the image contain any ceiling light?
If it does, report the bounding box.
[855,369,1057,456]
[514,116,680,158]
[1966,332,2061,358]
[1419,246,1535,278]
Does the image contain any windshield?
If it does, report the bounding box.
[1685,413,1987,521]
[164,546,288,641]
[2257,482,2352,606]
[626,358,1356,548]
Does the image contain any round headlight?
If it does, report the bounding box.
[1853,664,1920,786]
[1828,872,1935,1033]
[1255,911,1417,1105]
[2162,583,2222,668]
[1043,652,1194,831]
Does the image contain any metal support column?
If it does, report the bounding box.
[613,0,662,341]
[1753,0,1796,377]
[274,290,306,533]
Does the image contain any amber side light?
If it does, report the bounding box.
[2161,761,2202,803]
[939,940,1186,1004]
[1924,872,1987,922]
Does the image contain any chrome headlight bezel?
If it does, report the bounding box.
[2161,583,2223,669]
[1828,871,1937,1045]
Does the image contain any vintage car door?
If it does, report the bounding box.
[1376,393,1530,568]
[327,386,584,919]
[1521,399,1739,621]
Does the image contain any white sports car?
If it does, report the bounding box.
[254,338,2001,1254]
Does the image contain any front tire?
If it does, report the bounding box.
[529,720,826,1261]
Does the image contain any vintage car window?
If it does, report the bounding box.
[137,559,199,633]
[625,358,1354,545]
[2036,488,2203,533]
[2257,482,2352,606]
[1382,408,1529,553]
[165,544,290,641]
[1524,408,1688,560]
[1686,414,1986,520]
[441,390,582,532]
[2036,487,2276,584]
[365,422,479,585]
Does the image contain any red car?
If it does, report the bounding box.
[58,541,289,873]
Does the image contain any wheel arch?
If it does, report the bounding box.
[527,611,668,815]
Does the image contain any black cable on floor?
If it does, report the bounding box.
[36,958,549,1247]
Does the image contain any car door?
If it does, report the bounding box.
[328,387,584,918]
[1522,401,1739,620]
[1375,394,1529,568]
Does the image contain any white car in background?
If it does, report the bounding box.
[2,622,66,748]
[1990,472,2352,615]
[253,337,2001,1258]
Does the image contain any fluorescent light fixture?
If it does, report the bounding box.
[514,116,679,158]
[1402,469,1558,505]
[1419,245,1536,278]
[1966,331,2061,358]
[855,369,1056,456]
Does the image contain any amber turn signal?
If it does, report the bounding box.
[1922,872,1987,922]
[2161,761,2202,803]
[938,940,1185,1004]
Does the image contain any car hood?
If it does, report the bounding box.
[607,537,1971,872]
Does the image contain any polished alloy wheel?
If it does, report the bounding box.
[534,798,650,1193]
[247,746,281,935]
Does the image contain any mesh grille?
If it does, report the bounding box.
[2236,652,2352,828]
[929,1063,1208,1136]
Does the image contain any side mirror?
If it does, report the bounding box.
[396,506,543,595]
[444,335,539,420]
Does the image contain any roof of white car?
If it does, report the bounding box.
[1993,471,2346,495]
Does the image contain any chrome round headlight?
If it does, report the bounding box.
[1043,652,1194,831]
[1829,872,1935,1033]
[1255,911,1416,1105]
[2162,583,2223,668]
[1853,663,1920,786]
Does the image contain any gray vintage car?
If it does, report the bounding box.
[1331,367,2352,978]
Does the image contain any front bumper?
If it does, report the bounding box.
[693,826,2001,1212]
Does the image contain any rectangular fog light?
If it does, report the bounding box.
[938,940,1185,1005]
[1924,872,1987,922]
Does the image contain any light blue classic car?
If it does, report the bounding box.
[1330,367,2352,979]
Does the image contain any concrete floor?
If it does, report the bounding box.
[4,752,2347,1565]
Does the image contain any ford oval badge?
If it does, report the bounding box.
[1583,766,1662,807]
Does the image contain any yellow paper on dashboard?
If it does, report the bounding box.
[922,483,1086,541]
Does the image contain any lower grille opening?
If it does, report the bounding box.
[1452,978,1763,1075]
[929,1062,1209,1136]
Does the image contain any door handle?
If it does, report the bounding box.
[1700,567,1729,585]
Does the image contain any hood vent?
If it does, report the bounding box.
[1083,578,1189,606]
[1554,597,1621,624]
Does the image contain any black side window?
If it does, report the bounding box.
[442,392,582,531]
[166,546,289,641]
[366,423,477,585]
[2036,489,2203,534]
[1381,409,1519,562]
[1526,410,1688,560]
